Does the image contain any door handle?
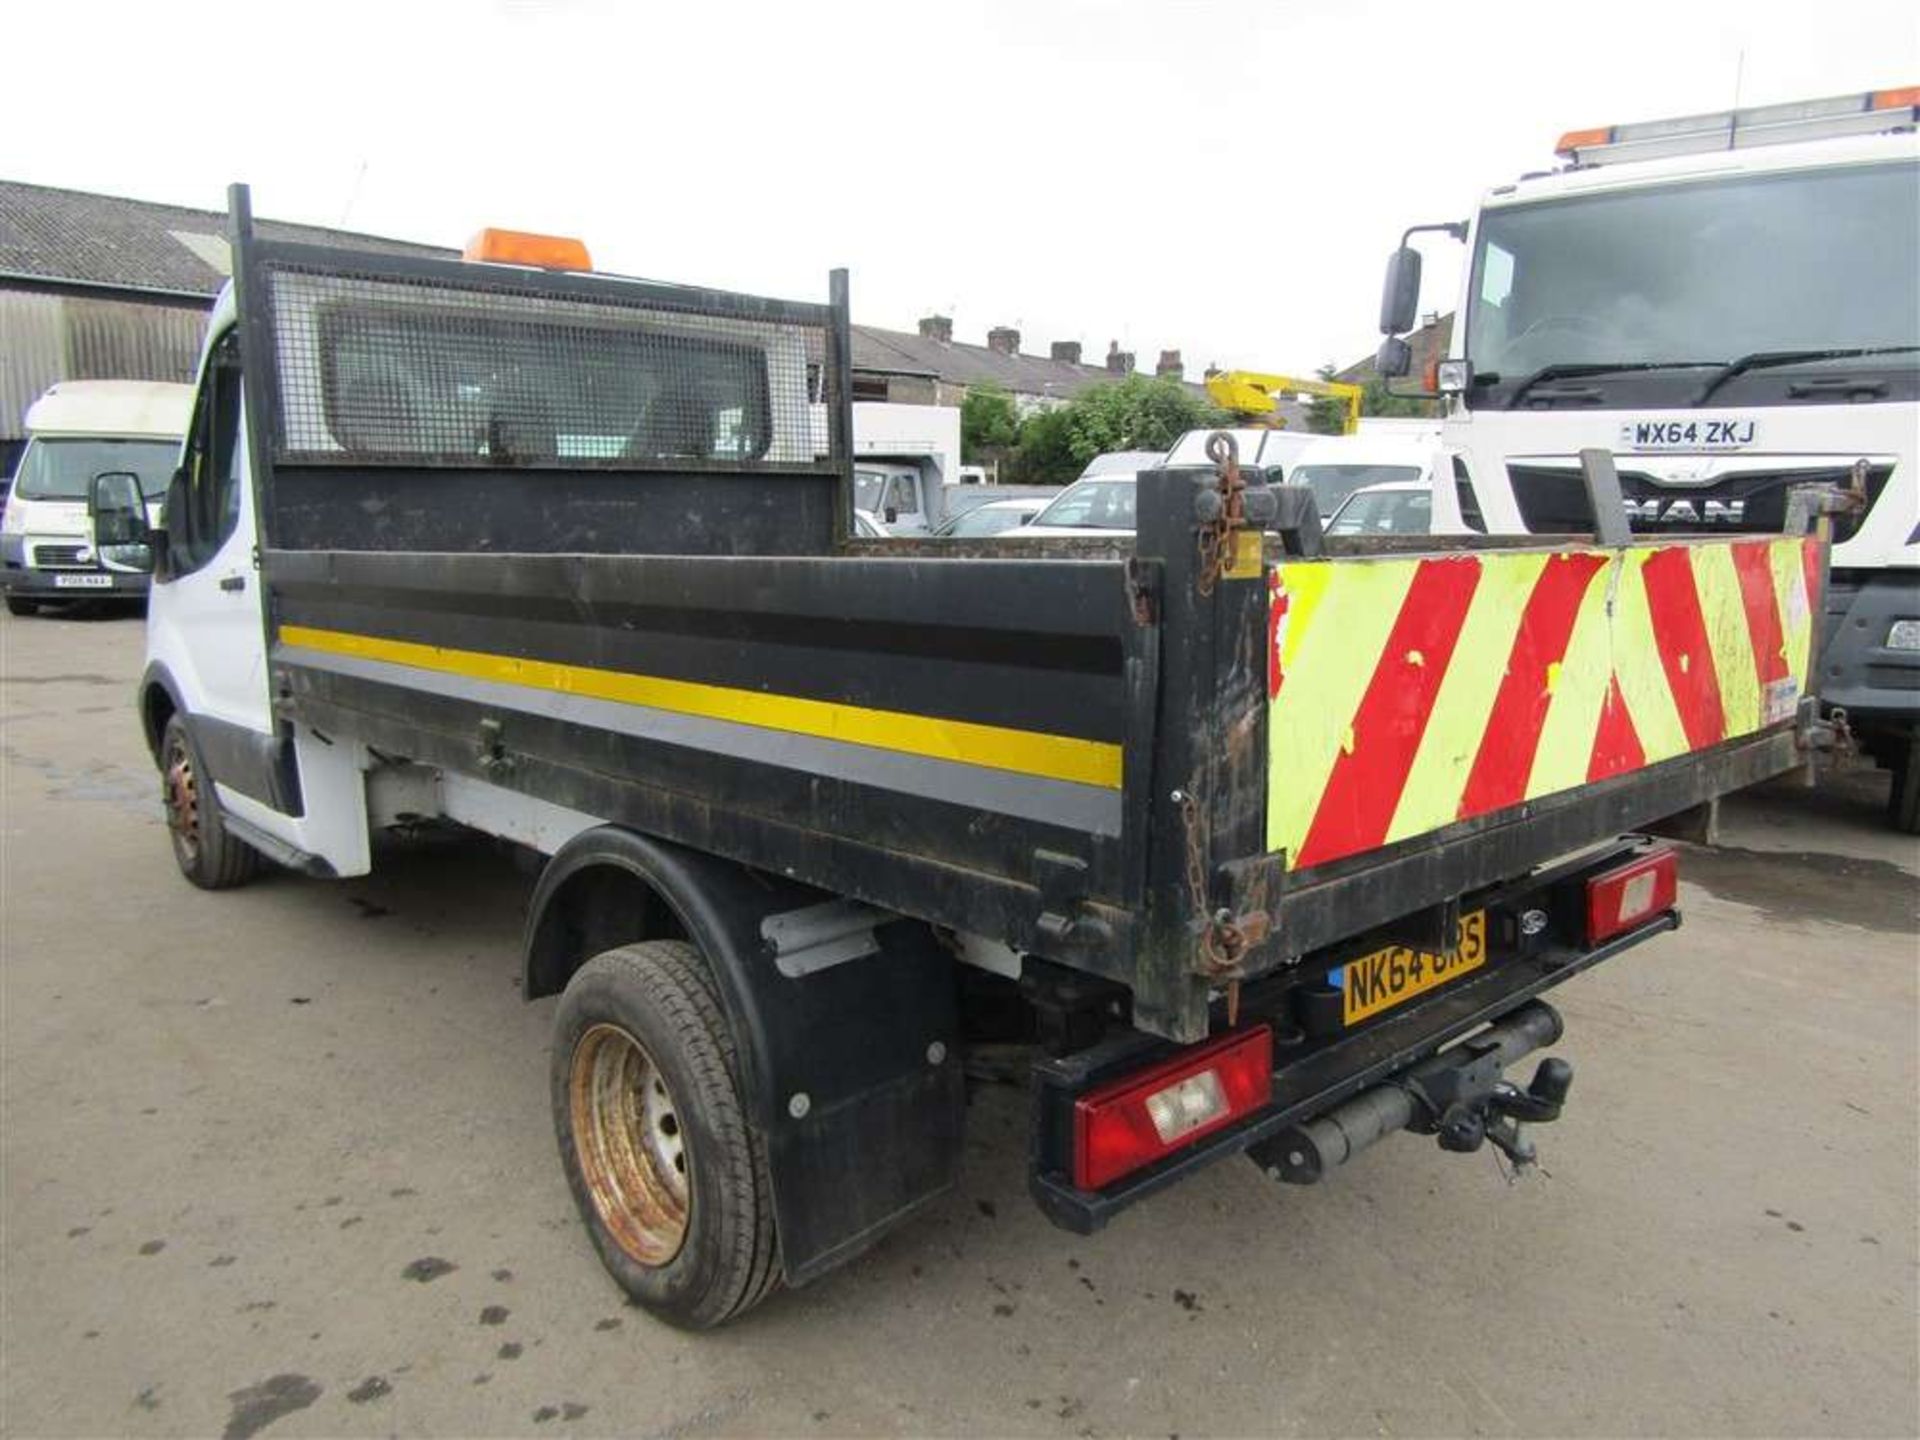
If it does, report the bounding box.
[219,574,247,593]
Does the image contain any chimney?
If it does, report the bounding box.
[1155,348,1183,380]
[1105,341,1134,375]
[987,326,1021,357]
[917,314,953,343]
[1050,340,1082,365]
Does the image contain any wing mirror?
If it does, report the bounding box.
[1379,245,1422,336]
[1375,336,1413,379]
[88,471,155,573]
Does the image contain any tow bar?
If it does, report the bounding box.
[1251,1001,1574,1183]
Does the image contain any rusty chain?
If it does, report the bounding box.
[1175,787,1252,975]
[1196,431,1248,597]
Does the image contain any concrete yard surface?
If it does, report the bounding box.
[2,605,1916,1438]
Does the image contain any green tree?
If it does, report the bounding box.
[1360,375,1438,420]
[960,383,1021,464]
[1304,364,1351,436]
[1006,376,1231,484]
[1005,405,1077,484]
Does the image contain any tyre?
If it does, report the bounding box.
[5,595,37,616]
[1890,733,1920,836]
[159,715,263,889]
[551,941,779,1329]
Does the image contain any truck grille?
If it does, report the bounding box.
[1508,463,1891,541]
[30,543,92,570]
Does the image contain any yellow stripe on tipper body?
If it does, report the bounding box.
[1609,549,1693,765]
[1689,543,1762,735]
[1266,558,1419,858]
[1524,554,1617,799]
[277,625,1123,790]
[1386,551,1546,843]
[1767,538,1814,687]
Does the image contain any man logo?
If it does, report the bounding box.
[1623,498,1747,525]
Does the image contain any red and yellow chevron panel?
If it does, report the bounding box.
[1267,537,1820,870]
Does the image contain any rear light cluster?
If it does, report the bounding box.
[1585,846,1678,945]
[1073,1027,1272,1190]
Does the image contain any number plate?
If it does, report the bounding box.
[53,573,114,589]
[1618,417,1758,452]
[1334,911,1488,1026]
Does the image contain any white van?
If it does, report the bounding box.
[1,380,191,614]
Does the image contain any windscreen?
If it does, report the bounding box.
[1466,160,1919,390]
[942,504,1034,537]
[1328,488,1431,536]
[1030,477,1137,530]
[1290,463,1421,517]
[853,469,887,510]
[11,438,178,501]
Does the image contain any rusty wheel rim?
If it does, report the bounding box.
[569,1023,690,1267]
[163,733,200,866]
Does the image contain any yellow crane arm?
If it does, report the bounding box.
[1204,370,1364,434]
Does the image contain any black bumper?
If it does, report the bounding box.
[1820,569,1920,731]
[1028,842,1675,1233]
[1,562,149,600]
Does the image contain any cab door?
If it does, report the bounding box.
[149,326,272,741]
[147,319,371,875]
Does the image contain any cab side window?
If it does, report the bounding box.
[169,331,244,575]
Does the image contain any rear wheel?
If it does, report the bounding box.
[5,596,37,616]
[551,941,779,1329]
[159,716,263,889]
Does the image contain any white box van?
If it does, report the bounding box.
[2,380,191,614]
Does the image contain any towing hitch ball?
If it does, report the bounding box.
[1438,1056,1576,1166]
[1254,1002,1574,1185]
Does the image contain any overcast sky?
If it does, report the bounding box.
[5,0,1915,375]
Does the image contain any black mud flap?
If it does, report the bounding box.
[748,914,963,1286]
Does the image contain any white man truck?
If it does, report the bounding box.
[1376,87,1920,830]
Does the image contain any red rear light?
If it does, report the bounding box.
[1073,1027,1272,1191]
[1585,846,1678,945]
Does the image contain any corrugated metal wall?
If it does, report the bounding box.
[1,289,210,445]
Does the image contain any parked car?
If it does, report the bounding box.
[1077,449,1164,478]
[1014,474,1139,536]
[1325,480,1433,536]
[1289,434,1482,535]
[933,496,1047,537]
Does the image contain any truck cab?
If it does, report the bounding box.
[1376,87,1920,828]
[2,380,190,613]
[853,460,932,534]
